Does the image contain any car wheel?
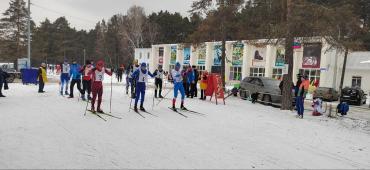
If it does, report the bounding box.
[263,94,272,106]
[6,74,15,83]
[357,99,362,106]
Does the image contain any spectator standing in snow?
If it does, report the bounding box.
[192,66,199,97]
[0,68,10,97]
[199,71,208,100]
[187,66,196,98]
[295,74,302,97]
[296,75,310,119]
[38,63,48,93]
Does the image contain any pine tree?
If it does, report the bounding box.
[0,0,29,60]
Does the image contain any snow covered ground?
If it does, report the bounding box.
[1,81,370,169]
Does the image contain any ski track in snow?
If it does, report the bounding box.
[1,81,370,169]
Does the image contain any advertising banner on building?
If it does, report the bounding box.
[275,47,286,67]
[198,44,206,65]
[183,47,191,65]
[252,46,267,67]
[214,44,222,66]
[158,47,164,65]
[232,43,244,66]
[170,45,177,65]
[302,43,322,68]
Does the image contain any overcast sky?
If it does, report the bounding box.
[0,0,193,30]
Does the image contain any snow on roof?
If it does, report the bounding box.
[347,52,370,70]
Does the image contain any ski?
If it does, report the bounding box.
[98,112,123,119]
[141,110,158,117]
[168,107,188,118]
[130,108,145,118]
[179,108,205,116]
[87,110,107,121]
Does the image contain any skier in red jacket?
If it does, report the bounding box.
[88,60,112,113]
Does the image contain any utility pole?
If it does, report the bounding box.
[83,49,86,63]
[27,0,31,68]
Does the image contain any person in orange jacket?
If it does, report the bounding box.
[296,75,310,119]
[199,71,208,100]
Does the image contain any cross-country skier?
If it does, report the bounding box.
[68,61,83,99]
[80,60,93,101]
[171,62,187,111]
[154,65,164,98]
[60,61,70,95]
[131,63,155,112]
[130,60,140,98]
[88,60,112,113]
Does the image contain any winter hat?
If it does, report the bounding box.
[175,62,181,68]
[96,60,104,70]
[141,63,147,67]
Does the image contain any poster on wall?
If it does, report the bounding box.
[232,43,244,66]
[275,47,285,67]
[183,47,191,65]
[252,46,267,67]
[170,45,177,65]
[158,47,164,65]
[198,44,206,65]
[302,43,322,68]
[213,44,222,66]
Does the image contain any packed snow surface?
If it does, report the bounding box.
[1,81,370,169]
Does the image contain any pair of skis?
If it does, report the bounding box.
[168,107,205,118]
[130,108,158,118]
[85,110,122,122]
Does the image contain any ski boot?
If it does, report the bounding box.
[133,105,139,112]
[81,95,86,101]
[88,95,92,101]
[140,105,146,112]
[60,91,63,96]
[90,107,96,113]
[180,102,187,111]
[65,91,69,95]
[97,109,104,113]
[0,94,5,97]
[154,90,158,98]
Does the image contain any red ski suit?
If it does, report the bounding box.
[88,68,112,110]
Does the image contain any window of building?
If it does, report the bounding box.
[250,67,265,77]
[147,53,150,59]
[230,66,242,81]
[139,52,142,59]
[352,76,362,88]
[299,69,320,82]
[272,68,283,80]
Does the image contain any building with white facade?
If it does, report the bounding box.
[142,39,370,94]
[134,48,153,71]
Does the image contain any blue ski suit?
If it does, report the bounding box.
[132,69,154,106]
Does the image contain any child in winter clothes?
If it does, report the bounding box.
[88,60,112,113]
[337,102,349,116]
[312,98,323,116]
[131,63,155,112]
[200,71,208,100]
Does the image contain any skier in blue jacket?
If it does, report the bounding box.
[171,62,187,111]
[68,61,84,99]
[131,63,155,112]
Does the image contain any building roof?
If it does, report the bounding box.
[347,52,370,70]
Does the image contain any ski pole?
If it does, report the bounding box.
[129,98,133,112]
[156,86,173,106]
[109,69,113,113]
[84,95,89,116]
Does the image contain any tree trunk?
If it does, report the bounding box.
[339,47,349,92]
[281,0,294,110]
[221,38,226,88]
